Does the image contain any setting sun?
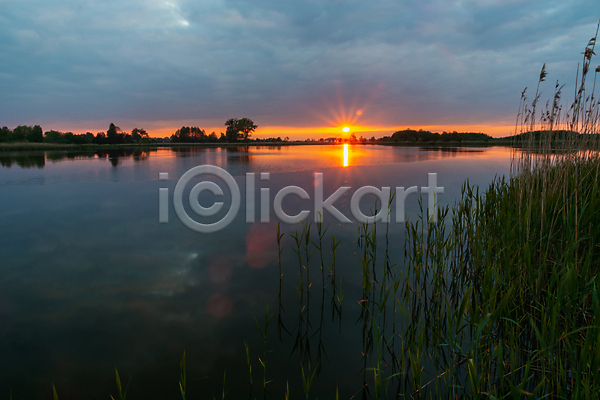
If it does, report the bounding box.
[342,127,350,133]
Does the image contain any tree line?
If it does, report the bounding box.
[0,122,494,145]
[170,117,258,143]
[382,129,493,143]
[0,118,260,145]
[0,123,150,145]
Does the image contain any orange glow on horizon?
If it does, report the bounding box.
[43,121,518,140]
[246,124,516,140]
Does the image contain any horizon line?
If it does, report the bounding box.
[3,123,518,140]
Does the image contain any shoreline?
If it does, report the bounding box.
[0,140,514,152]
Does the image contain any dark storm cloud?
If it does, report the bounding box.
[0,0,598,133]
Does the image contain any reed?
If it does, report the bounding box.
[179,353,186,400]
[104,368,132,400]
[255,303,273,398]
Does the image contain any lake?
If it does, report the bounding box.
[0,144,513,399]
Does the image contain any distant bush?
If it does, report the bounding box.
[388,128,492,143]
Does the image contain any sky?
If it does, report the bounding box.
[0,0,599,139]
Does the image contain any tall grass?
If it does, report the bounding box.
[386,20,600,398]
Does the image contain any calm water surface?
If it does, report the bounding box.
[0,145,512,399]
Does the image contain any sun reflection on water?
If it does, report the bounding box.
[343,144,349,167]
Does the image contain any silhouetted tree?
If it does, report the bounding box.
[131,128,148,143]
[11,126,34,142]
[44,130,64,143]
[95,132,106,144]
[0,127,10,142]
[25,125,43,142]
[10,126,26,142]
[225,118,257,142]
[171,126,207,143]
[106,123,123,144]
[61,132,94,144]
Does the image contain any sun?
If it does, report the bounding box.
[342,127,350,133]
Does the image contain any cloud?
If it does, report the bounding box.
[0,0,598,135]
